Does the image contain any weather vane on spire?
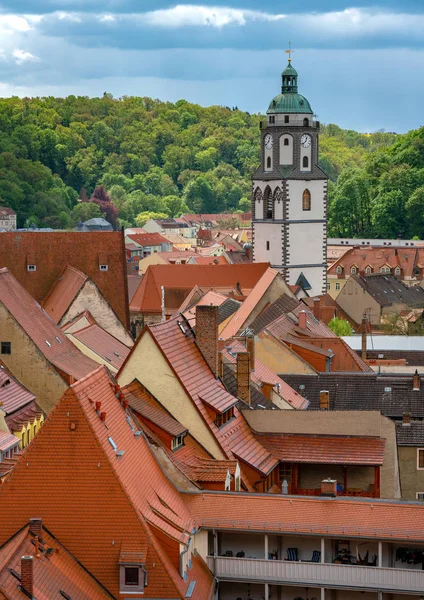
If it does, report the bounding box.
[285,41,294,62]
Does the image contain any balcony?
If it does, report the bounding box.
[207,556,424,594]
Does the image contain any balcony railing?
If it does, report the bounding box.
[207,556,424,594]
[296,488,374,498]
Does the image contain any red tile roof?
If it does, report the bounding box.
[0,526,113,600]
[130,317,278,479]
[0,365,35,415]
[256,433,386,465]
[185,492,424,542]
[0,207,15,216]
[42,266,88,323]
[0,269,98,383]
[0,431,19,452]
[266,303,336,341]
[328,246,418,278]
[67,323,131,371]
[302,337,372,372]
[127,232,170,247]
[0,366,212,599]
[0,231,129,329]
[130,263,270,314]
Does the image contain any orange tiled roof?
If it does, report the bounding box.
[0,526,113,600]
[0,366,210,599]
[42,266,88,323]
[0,364,35,415]
[127,232,170,247]
[328,246,418,278]
[0,231,129,329]
[302,337,372,372]
[67,323,131,371]
[266,303,336,341]
[140,317,278,478]
[220,267,280,339]
[256,433,386,465]
[0,431,19,452]
[0,269,98,383]
[130,263,269,313]
[185,492,424,542]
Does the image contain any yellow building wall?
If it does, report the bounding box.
[0,303,68,414]
[255,333,316,375]
[136,253,167,275]
[326,277,347,299]
[14,414,44,449]
[65,334,118,374]
[118,331,225,459]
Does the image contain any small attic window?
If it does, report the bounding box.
[119,564,146,594]
[172,434,184,451]
[336,266,342,274]
[27,264,36,272]
[99,264,108,272]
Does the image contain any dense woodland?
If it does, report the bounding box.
[0,94,421,237]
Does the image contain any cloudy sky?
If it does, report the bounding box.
[1,1,424,132]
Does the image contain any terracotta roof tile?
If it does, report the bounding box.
[0,269,98,383]
[328,246,418,278]
[256,433,386,465]
[0,365,35,415]
[127,232,170,247]
[246,294,301,335]
[67,323,131,371]
[0,231,129,329]
[0,431,20,452]
[130,263,269,314]
[42,266,88,323]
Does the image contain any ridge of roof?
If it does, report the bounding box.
[42,265,88,323]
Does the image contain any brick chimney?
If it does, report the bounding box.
[236,352,250,405]
[413,369,420,391]
[246,335,255,372]
[196,305,219,377]
[20,556,34,597]
[321,478,337,497]
[403,412,411,426]
[361,313,367,361]
[29,518,42,538]
[298,310,307,330]
[319,390,329,410]
[313,297,321,320]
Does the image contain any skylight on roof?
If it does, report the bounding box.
[45,340,51,347]
[55,336,62,344]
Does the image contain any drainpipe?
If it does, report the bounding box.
[179,536,191,578]
[361,313,367,361]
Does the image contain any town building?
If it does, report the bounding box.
[143,217,195,238]
[82,217,113,231]
[252,59,328,296]
[0,207,16,231]
[337,274,424,327]
[0,231,130,333]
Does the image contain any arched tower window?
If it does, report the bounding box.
[264,187,273,219]
[303,118,309,127]
[302,189,311,211]
[280,134,293,165]
[266,156,271,169]
[303,156,309,168]
[253,187,262,220]
[284,138,289,146]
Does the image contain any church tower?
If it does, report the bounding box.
[252,57,328,296]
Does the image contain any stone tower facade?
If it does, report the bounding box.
[252,60,328,296]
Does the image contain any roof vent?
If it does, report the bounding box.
[113,352,120,357]
[177,320,187,335]
[45,340,51,347]
[55,336,62,344]
[116,450,125,458]
[384,386,392,393]
[108,437,117,451]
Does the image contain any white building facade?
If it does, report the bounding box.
[252,61,328,296]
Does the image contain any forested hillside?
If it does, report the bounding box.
[0,94,416,234]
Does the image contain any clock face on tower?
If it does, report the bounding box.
[264,134,273,150]
[301,134,311,148]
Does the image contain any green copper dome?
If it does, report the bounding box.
[267,93,312,114]
[267,61,313,114]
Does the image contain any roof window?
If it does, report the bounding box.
[119,564,147,594]
[172,434,184,451]
[99,264,108,272]
[27,264,36,272]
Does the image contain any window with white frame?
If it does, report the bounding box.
[380,265,391,274]
[119,564,146,594]
[99,264,108,271]
[171,435,184,451]
[350,266,357,274]
[365,266,372,274]
[417,448,424,470]
[335,282,341,291]
[27,265,36,272]
[336,266,342,274]
[417,492,424,501]
[395,267,401,276]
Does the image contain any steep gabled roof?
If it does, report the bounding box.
[328,246,417,278]
[0,526,114,600]
[0,231,129,329]
[42,266,88,323]
[246,294,301,335]
[66,323,131,371]
[130,263,270,314]
[353,274,424,308]
[0,365,35,415]
[0,269,97,382]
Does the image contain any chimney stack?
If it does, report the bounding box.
[246,335,255,372]
[413,369,420,391]
[403,412,411,426]
[321,479,337,497]
[298,310,307,330]
[29,518,42,539]
[20,556,34,597]
[361,313,368,361]
[313,297,321,320]
[196,305,219,377]
[236,352,250,405]
[319,390,329,410]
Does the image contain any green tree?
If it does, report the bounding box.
[134,211,168,228]
[70,202,102,226]
[328,317,352,336]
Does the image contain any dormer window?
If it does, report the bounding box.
[380,265,391,274]
[214,406,235,428]
[119,564,147,594]
[336,266,342,274]
[172,434,184,451]
[395,267,401,276]
[350,266,357,275]
[365,266,372,274]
